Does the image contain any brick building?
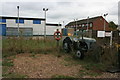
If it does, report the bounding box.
[65,16,110,31]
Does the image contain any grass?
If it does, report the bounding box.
[2,37,63,78]
[51,75,75,78]
[2,36,117,78]
[2,72,28,78]
[2,58,27,78]
[78,69,102,78]
[62,53,106,77]
[2,59,14,67]
[2,37,62,57]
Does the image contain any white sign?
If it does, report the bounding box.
[105,32,112,37]
[97,31,105,37]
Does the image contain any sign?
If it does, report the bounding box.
[97,31,105,37]
[105,32,112,37]
[54,29,62,41]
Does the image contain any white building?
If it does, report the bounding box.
[0,16,61,36]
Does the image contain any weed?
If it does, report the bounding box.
[2,72,28,78]
[2,37,61,57]
[29,52,36,58]
[78,69,102,78]
[83,63,106,72]
[2,59,14,67]
[51,75,74,79]
[2,61,27,78]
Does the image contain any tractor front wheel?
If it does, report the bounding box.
[76,50,84,59]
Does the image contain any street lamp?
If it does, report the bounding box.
[74,19,78,36]
[43,8,48,39]
[17,6,19,37]
[104,13,108,31]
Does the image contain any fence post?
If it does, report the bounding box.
[118,47,120,69]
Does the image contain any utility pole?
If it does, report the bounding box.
[104,13,108,31]
[43,8,48,40]
[74,19,78,36]
[63,21,64,28]
[17,6,19,37]
[87,16,89,31]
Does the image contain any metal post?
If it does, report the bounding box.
[104,16,106,31]
[118,47,120,69]
[110,31,113,47]
[17,6,19,37]
[74,19,76,31]
[76,19,77,36]
[59,22,61,29]
[45,11,46,38]
[82,29,84,40]
[43,8,48,40]
[104,13,108,31]
[87,16,89,31]
[118,30,120,69]
[63,21,64,28]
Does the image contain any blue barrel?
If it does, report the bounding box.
[0,24,6,36]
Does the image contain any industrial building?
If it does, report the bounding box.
[0,16,61,36]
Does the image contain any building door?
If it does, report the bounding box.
[0,24,6,36]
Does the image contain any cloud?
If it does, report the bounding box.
[118,1,120,25]
[0,0,119,25]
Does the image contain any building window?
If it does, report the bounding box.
[33,20,41,24]
[79,24,81,27]
[0,19,6,23]
[16,19,24,24]
[82,24,84,27]
[86,24,89,27]
[90,23,93,27]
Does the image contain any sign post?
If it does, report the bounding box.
[107,30,120,73]
[54,29,62,47]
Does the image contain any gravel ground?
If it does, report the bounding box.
[8,53,120,78]
[11,53,82,78]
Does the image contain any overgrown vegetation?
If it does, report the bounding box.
[2,36,119,78]
[2,37,61,78]
[2,37,61,58]
[2,58,28,78]
[51,75,74,78]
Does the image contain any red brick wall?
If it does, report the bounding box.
[92,17,110,31]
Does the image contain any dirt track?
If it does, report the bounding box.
[11,53,82,78]
[9,53,120,78]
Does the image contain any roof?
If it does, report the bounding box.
[66,16,104,26]
[0,16,45,21]
[46,23,62,26]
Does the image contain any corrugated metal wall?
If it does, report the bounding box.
[6,27,33,36]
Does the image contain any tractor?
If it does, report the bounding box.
[62,30,96,59]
